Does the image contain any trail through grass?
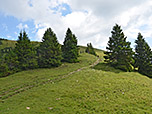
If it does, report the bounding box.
[0,53,99,100]
[1,61,152,113]
[1,49,152,113]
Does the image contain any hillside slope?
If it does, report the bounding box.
[0,39,104,56]
[0,54,152,113]
[0,40,152,113]
[0,39,40,50]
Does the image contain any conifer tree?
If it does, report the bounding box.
[135,33,152,77]
[0,39,2,45]
[38,28,62,68]
[5,50,19,72]
[0,48,19,77]
[0,54,8,77]
[62,28,79,63]
[104,24,134,71]
[86,43,97,56]
[15,31,37,70]
[0,60,8,77]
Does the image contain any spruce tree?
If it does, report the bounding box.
[86,43,97,56]
[0,59,8,77]
[0,49,19,77]
[135,33,152,77]
[104,24,134,71]
[62,28,79,63]
[38,28,62,68]
[14,31,37,70]
[5,50,19,72]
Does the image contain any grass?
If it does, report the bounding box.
[1,40,152,113]
[93,63,123,73]
[0,40,40,50]
[1,60,152,113]
[0,53,98,99]
[0,40,16,50]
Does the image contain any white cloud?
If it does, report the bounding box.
[16,23,29,30]
[0,0,152,49]
[62,12,87,28]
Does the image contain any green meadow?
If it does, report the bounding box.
[0,40,152,113]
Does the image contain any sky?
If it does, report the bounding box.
[0,0,152,50]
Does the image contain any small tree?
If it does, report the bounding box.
[104,24,134,71]
[5,50,19,72]
[62,28,79,63]
[0,39,2,45]
[14,31,37,70]
[85,43,97,56]
[38,28,62,68]
[135,33,152,77]
[0,55,9,77]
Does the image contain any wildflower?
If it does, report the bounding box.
[26,107,30,110]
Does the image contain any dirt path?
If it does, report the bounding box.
[0,58,100,101]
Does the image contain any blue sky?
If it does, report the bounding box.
[0,2,72,41]
[0,14,36,40]
[52,3,72,16]
[0,0,152,49]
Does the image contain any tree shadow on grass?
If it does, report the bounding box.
[92,63,123,73]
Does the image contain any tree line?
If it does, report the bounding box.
[104,24,152,77]
[0,28,80,77]
[1,24,151,78]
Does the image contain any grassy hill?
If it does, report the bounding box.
[0,40,152,113]
[0,39,104,58]
[0,39,16,50]
[0,39,39,50]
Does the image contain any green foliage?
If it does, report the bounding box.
[0,33,40,77]
[0,58,9,77]
[0,31,38,77]
[93,63,122,73]
[0,40,2,45]
[85,43,97,56]
[0,47,19,77]
[104,24,134,71]
[0,51,20,77]
[135,33,152,77]
[62,28,79,63]
[38,28,62,68]
[14,31,37,70]
[5,50,19,72]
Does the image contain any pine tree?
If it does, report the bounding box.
[0,54,8,77]
[38,28,62,68]
[0,49,19,77]
[104,24,134,71]
[0,60,8,77]
[62,28,79,63]
[86,43,97,56]
[5,50,19,72]
[135,33,152,77]
[14,31,37,70]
